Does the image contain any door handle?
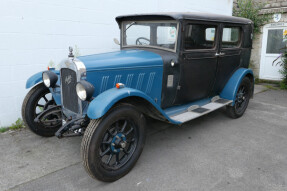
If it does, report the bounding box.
[215,52,225,57]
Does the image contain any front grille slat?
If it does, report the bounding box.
[61,68,79,113]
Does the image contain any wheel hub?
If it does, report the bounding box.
[111,133,127,153]
[237,94,245,103]
[235,85,248,109]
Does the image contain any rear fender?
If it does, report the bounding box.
[87,87,180,124]
[220,68,254,106]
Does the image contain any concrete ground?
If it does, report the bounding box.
[1,85,287,191]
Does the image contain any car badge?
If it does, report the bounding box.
[65,75,72,85]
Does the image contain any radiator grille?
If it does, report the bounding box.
[61,68,79,113]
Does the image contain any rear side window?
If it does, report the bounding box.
[222,26,241,48]
[184,24,217,50]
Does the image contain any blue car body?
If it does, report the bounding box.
[25,13,254,126]
[80,50,163,105]
[26,49,253,125]
[23,13,255,182]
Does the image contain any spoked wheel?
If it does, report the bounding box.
[81,104,146,182]
[235,85,248,113]
[100,119,138,170]
[226,77,252,118]
[22,83,62,137]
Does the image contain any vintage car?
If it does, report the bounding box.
[22,13,254,182]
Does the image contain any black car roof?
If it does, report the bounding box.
[115,12,252,27]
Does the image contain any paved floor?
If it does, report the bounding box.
[1,86,287,191]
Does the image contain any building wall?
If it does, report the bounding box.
[0,0,234,127]
[253,0,287,78]
[234,0,287,78]
[260,0,287,11]
[250,13,287,78]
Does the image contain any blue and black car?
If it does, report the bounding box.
[22,12,254,182]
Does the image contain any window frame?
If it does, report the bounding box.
[182,22,220,52]
[221,25,243,49]
[121,20,179,53]
[156,25,177,45]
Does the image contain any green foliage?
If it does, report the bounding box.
[0,118,25,133]
[49,60,55,68]
[279,52,287,89]
[0,127,8,133]
[254,77,260,84]
[279,81,287,89]
[263,84,279,90]
[74,45,81,57]
[272,34,287,89]
[233,0,271,34]
[10,118,24,130]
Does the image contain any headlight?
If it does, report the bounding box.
[76,80,95,101]
[42,71,58,88]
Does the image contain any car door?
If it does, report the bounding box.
[173,22,219,105]
[212,24,243,94]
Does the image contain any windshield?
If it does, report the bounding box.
[122,21,178,52]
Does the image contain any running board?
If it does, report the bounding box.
[169,98,232,123]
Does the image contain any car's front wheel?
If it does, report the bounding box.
[226,77,252,118]
[81,104,146,182]
[21,83,62,137]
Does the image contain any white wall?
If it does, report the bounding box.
[0,0,233,127]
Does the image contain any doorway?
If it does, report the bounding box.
[259,23,287,80]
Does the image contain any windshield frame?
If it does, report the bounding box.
[121,20,179,53]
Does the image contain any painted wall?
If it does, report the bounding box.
[0,0,233,127]
[236,0,287,80]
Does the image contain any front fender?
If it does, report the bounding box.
[87,87,180,124]
[26,70,60,89]
[220,68,254,106]
[26,71,44,89]
[26,70,61,105]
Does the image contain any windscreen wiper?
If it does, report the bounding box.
[123,21,136,33]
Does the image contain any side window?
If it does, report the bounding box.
[184,24,217,50]
[222,26,241,48]
[205,28,216,41]
[156,23,177,49]
[157,26,177,44]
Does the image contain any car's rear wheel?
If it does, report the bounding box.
[21,83,62,137]
[226,77,252,118]
[81,104,146,182]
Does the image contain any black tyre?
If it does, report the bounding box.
[21,83,62,137]
[226,77,252,119]
[81,104,146,182]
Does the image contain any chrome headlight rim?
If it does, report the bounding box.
[76,83,87,101]
[42,71,58,88]
[76,80,95,101]
[42,72,50,87]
